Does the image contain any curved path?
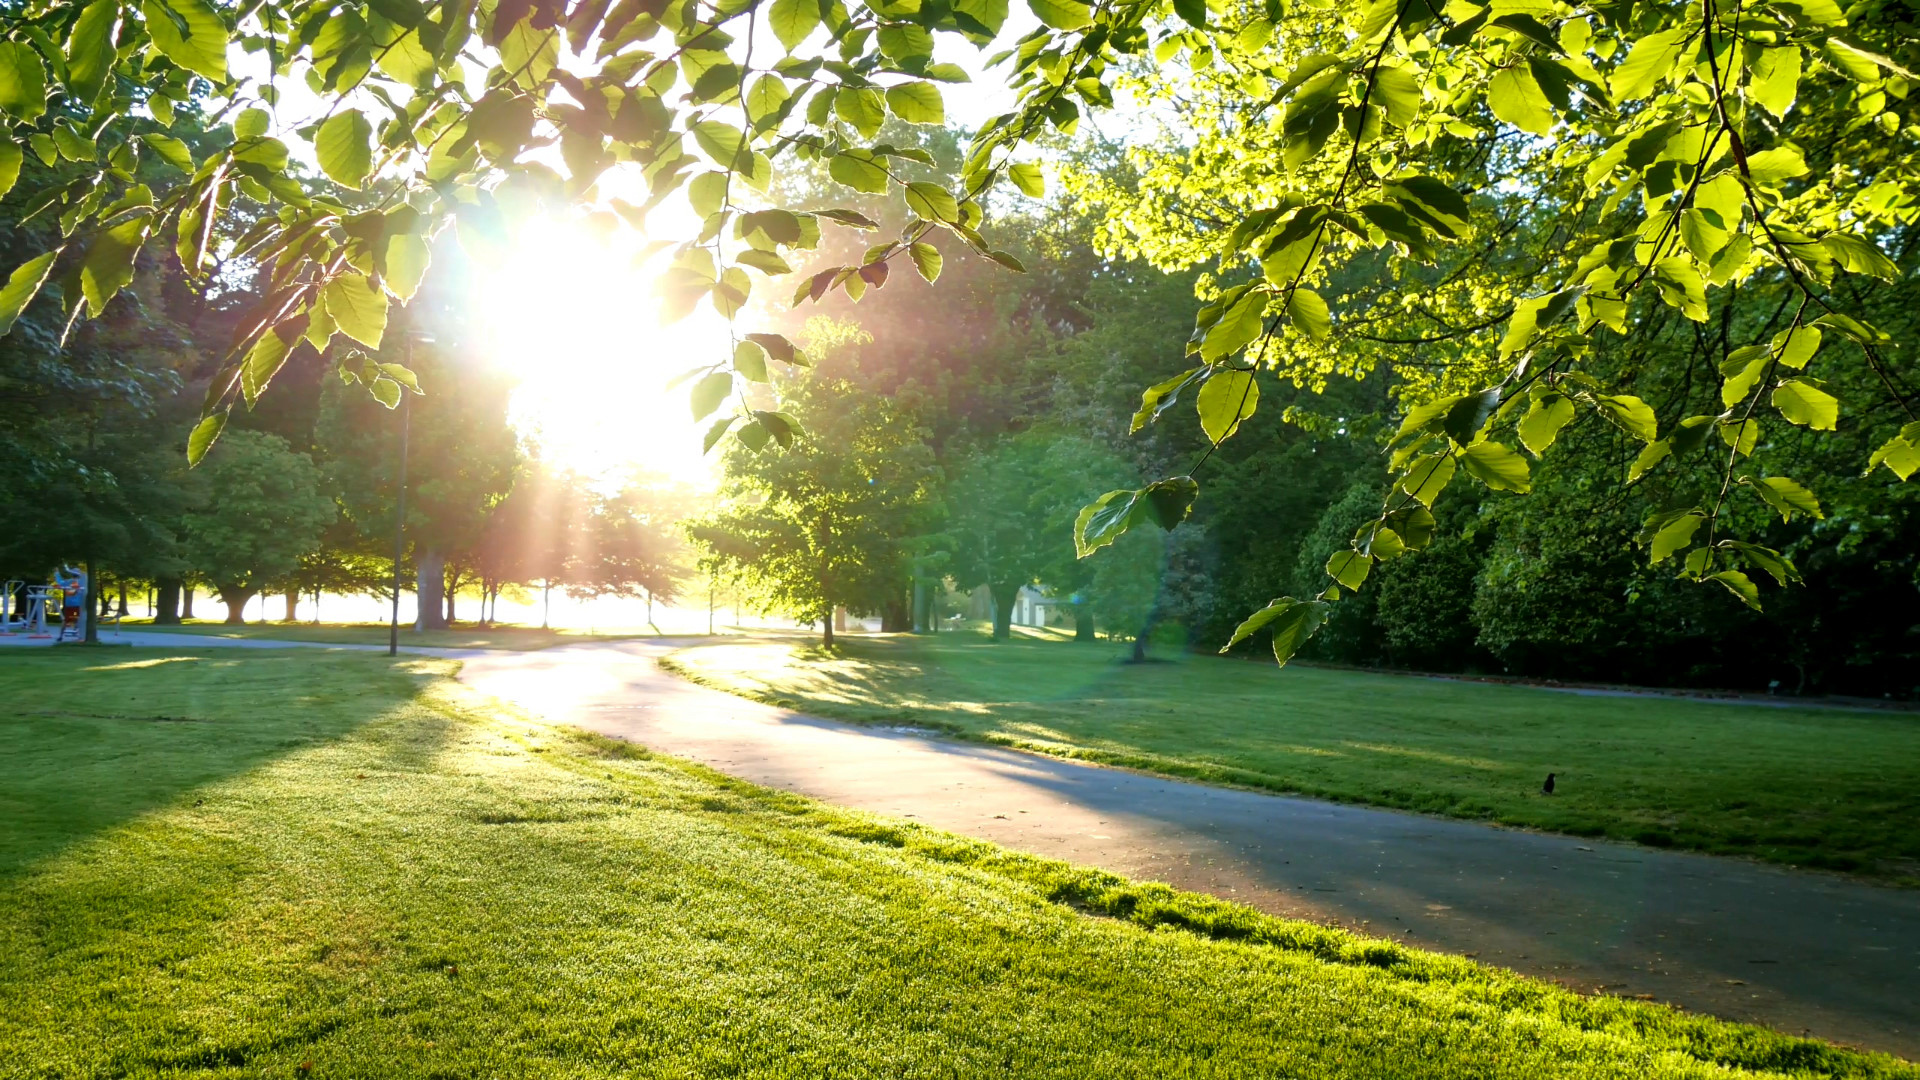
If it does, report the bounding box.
[96,632,1920,1057]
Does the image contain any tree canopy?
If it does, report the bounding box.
[0,0,1913,660]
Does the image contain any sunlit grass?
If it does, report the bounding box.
[121,619,663,651]
[663,635,1920,882]
[0,646,1910,1077]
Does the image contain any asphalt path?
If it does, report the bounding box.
[56,631,1920,1058]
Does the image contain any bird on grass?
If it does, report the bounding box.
[1542,772,1556,795]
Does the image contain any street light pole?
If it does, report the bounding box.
[388,333,413,657]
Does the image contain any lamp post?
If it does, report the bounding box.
[389,328,432,657]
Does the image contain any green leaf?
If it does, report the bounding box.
[1325,549,1372,591]
[0,142,20,200]
[1074,488,1144,558]
[186,410,228,466]
[322,273,390,348]
[1201,289,1268,361]
[1707,570,1760,610]
[909,242,942,283]
[1719,345,1770,408]
[745,332,809,367]
[1287,287,1330,343]
[316,109,375,189]
[1772,326,1820,370]
[1196,368,1259,443]
[1442,387,1500,446]
[1131,368,1203,433]
[1518,391,1574,455]
[1608,25,1689,102]
[240,328,290,405]
[234,107,271,139]
[1749,46,1800,119]
[1028,0,1093,30]
[1488,66,1555,134]
[385,233,431,302]
[904,182,959,223]
[1718,417,1760,457]
[66,0,120,102]
[1372,65,1422,126]
[1399,451,1456,506]
[0,251,58,337]
[1742,475,1823,522]
[834,88,886,138]
[143,0,230,83]
[1172,0,1207,27]
[369,376,403,409]
[1142,475,1199,530]
[692,121,746,167]
[733,340,769,382]
[1628,439,1670,482]
[1459,441,1531,492]
[1594,394,1657,442]
[1866,426,1920,481]
[703,416,737,454]
[0,41,49,121]
[691,370,733,420]
[1648,510,1705,563]
[139,132,194,171]
[828,153,889,194]
[768,0,820,51]
[1008,162,1045,198]
[81,214,151,318]
[1822,234,1898,279]
[1745,146,1808,186]
[1771,378,1838,430]
[1220,597,1328,667]
[735,249,794,276]
[885,82,944,125]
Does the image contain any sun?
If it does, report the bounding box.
[466,214,730,487]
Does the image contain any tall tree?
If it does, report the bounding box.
[690,375,941,646]
[178,431,334,623]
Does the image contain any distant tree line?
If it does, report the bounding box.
[691,125,1918,697]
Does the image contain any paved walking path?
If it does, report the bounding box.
[45,631,1920,1058]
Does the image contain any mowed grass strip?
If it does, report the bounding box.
[1,650,1909,1078]
[661,635,1920,881]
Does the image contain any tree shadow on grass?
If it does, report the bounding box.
[0,647,441,882]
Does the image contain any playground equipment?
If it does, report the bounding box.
[1,584,55,638]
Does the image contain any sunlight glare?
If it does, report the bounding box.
[469,216,726,487]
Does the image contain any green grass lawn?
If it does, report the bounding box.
[118,619,664,650]
[3,648,1910,1077]
[661,635,1920,883]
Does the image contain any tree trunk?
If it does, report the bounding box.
[82,558,99,644]
[443,565,459,625]
[988,582,1020,642]
[882,588,911,633]
[115,582,129,617]
[1074,609,1095,642]
[822,605,835,648]
[154,579,182,624]
[542,581,551,628]
[284,589,299,622]
[181,586,195,620]
[416,550,447,630]
[1129,606,1159,663]
[219,586,257,625]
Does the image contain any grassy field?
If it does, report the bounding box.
[661,635,1920,882]
[2,649,1909,1077]
[118,619,662,650]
